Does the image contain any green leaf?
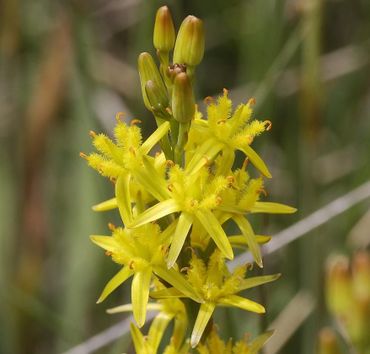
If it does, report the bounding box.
[195,209,233,260]
[191,302,216,348]
[219,294,265,313]
[132,267,152,327]
[167,212,193,268]
[130,199,181,228]
[250,202,297,214]
[97,267,133,303]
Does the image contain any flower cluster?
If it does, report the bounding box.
[82,5,295,352]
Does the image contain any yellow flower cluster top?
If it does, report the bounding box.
[82,5,296,353]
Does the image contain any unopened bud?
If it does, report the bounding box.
[352,251,370,302]
[172,73,195,123]
[173,15,205,67]
[325,256,352,317]
[138,52,168,111]
[145,80,169,118]
[153,6,175,53]
[317,328,343,354]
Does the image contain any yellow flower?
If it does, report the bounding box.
[90,222,201,327]
[197,326,273,354]
[151,250,280,347]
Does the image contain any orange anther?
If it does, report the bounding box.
[223,88,229,96]
[215,196,222,205]
[217,119,226,125]
[259,188,268,197]
[242,158,249,170]
[89,130,97,138]
[131,119,142,125]
[108,222,116,231]
[129,260,135,270]
[79,152,88,159]
[264,120,272,131]
[105,251,113,256]
[115,112,125,121]
[167,183,174,192]
[226,176,235,185]
[204,96,214,105]
[248,97,256,105]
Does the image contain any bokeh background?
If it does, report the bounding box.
[1,0,369,353]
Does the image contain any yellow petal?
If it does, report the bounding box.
[153,266,202,303]
[130,199,181,228]
[250,202,297,214]
[233,215,262,268]
[130,323,148,354]
[186,138,224,175]
[90,235,116,253]
[237,274,281,292]
[191,302,216,348]
[107,302,162,314]
[148,311,174,351]
[195,209,233,260]
[167,212,193,268]
[150,287,184,299]
[140,121,170,155]
[115,173,132,225]
[219,294,265,313]
[132,267,152,327]
[92,197,118,212]
[229,234,271,248]
[249,330,274,353]
[97,267,133,303]
[238,145,271,178]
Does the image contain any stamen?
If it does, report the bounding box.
[248,97,256,105]
[108,222,116,231]
[217,119,226,125]
[131,119,142,125]
[215,196,222,205]
[259,188,268,197]
[79,152,88,160]
[105,251,113,257]
[204,96,214,105]
[226,176,235,185]
[242,158,249,170]
[167,183,174,192]
[115,112,125,122]
[264,120,272,131]
[89,130,97,138]
[223,88,229,96]
[180,267,190,273]
[129,260,135,270]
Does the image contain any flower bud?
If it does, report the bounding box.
[318,328,343,354]
[325,256,352,317]
[172,72,195,123]
[352,251,370,302]
[145,80,169,118]
[173,15,205,67]
[153,6,175,53]
[137,52,168,111]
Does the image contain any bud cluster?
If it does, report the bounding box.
[325,252,370,353]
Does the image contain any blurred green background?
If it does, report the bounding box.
[0,0,369,353]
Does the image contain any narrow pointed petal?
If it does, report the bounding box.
[90,235,117,253]
[159,218,178,243]
[92,197,118,212]
[249,330,274,354]
[167,212,193,268]
[140,121,170,154]
[130,199,181,228]
[251,202,297,214]
[97,267,133,303]
[219,295,265,313]
[238,145,272,178]
[191,302,216,348]
[130,323,147,354]
[186,138,224,175]
[229,234,271,248]
[195,209,233,260]
[148,312,174,351]
[150,287,184,299]
[233,215,263,268]
[153,266,202,303]
[237,274,281,292]
[107,302,162,314]
[115,173,132,225]
[132,267,152,327]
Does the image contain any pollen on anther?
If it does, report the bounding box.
[248,98,256,105]
[89,130,97,138]
[79,152,88,159]
[259,188,268,197]
[223,88,229,96]
[242,158,249,170]
[105,251,113,257]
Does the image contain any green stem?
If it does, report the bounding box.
[154,116,173,160]
[174,122,189,167]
